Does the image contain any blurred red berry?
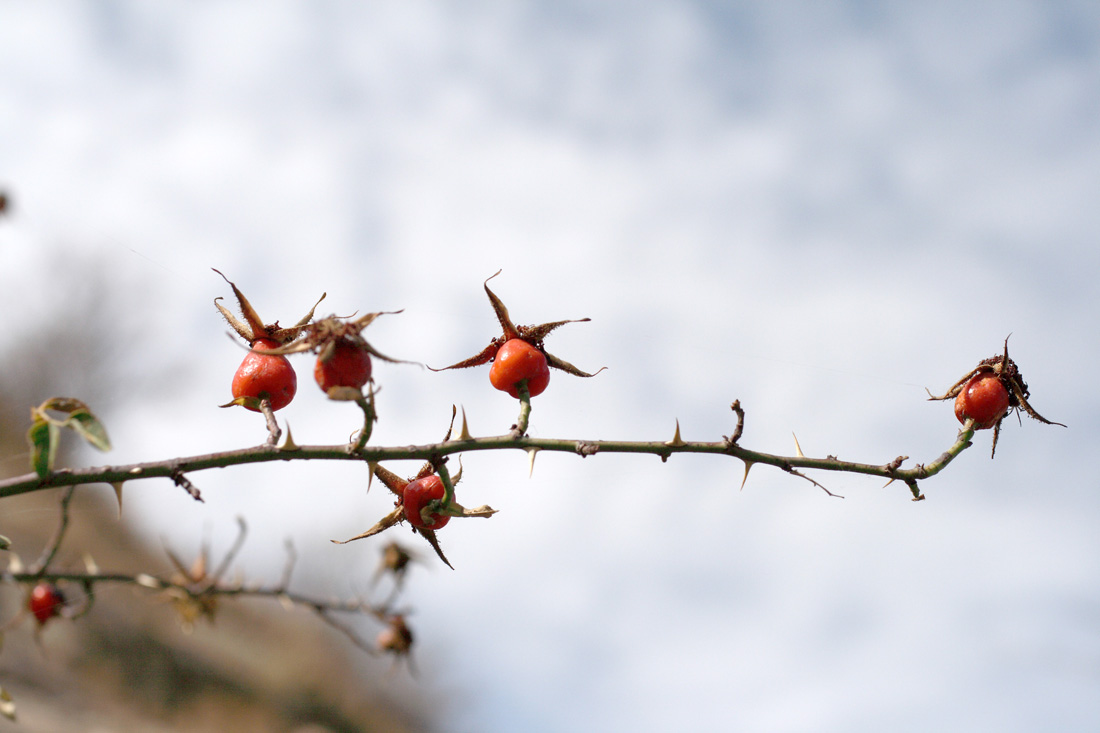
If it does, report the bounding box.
[29,582,65,626]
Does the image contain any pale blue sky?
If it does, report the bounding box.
[2,2,1098,731]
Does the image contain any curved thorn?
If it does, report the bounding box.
[665,420,685,447]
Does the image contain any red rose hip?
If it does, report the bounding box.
[231,338,297,412]
[402,475,451,530]
[954,372,1010,429]
[489,339,551,398]
[314,338,373,393]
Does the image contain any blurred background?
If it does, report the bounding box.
[1,2,1098,731]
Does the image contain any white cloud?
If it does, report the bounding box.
[1,2,1098,731]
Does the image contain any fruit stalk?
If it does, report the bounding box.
[513,380,532,437]
[351,390,376,452]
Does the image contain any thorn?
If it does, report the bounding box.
[665,419,685,447]
[82,553,99,575]
[135,573,161,589]
[792,432,805,458]
[279,423,300,451]
[458,406,473,441]
[110,482,124,518]
[366,462,378,492]
[526,448,539,478]
[740,461,754,490]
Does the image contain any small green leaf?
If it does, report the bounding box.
[67,408,112,452]
[0,535,10,551]
[41,396,88,413]
[27,418,59,478]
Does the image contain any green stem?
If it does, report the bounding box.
[351,391,376,452]
[513,380,532,436]
[914,420,975,479]
[436,459,456,508]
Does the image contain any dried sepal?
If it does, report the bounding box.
[928,336,1065,457]
[431,342,501,372]
[449,503,498,519]
[212,268,325,345]
[431,270,604,379]
[373,464,410,497]
[159,519,248,630]
[483,269,518,339]
[164,544,218,628]
[415,527,453,569]
[258,311,418,375]
[331,506,405,545]
[213,268,265,341]
[544,351,605,378]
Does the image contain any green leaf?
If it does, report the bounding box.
[27,418,59,478]
[41,396,88,413]
[0,535,10,551]
[66,408,112,452]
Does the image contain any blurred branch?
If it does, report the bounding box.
[4,559,391,656]
[29,485,77,575]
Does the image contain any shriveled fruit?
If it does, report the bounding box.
[314,338,372,393]
[376,614,414,656]
[402,475,451,531]
[231,337,297,412]
[489,338,551,398]
[954,372,1010,430]
[29,582,65,626]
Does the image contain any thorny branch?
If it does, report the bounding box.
[2,399,981,502]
